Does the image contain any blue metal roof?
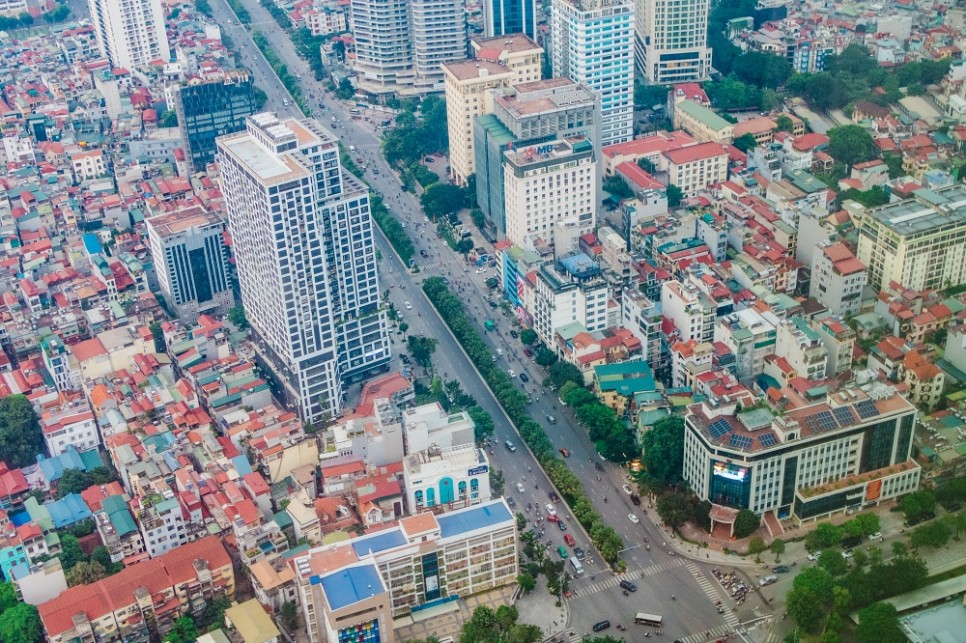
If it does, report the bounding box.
[437,500,513,539]
[351,528,407,557]
[231,455,253,476]
[315,563,385,611]
[47,493,93,529]
[37,447,89,483]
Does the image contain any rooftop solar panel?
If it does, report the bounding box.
[855,400,878,420]
[729,434,752,449]
[708,418,731,438]
[758,433,777,447]
[833,406,855,427]
[814,410,836,432]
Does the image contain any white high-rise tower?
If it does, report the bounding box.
[635,0,712,83]
[551,0,635,146]
[217,114,390,423]
[88,0,170,70]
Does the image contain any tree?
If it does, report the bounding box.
[91,466,118,485]
[57,534,85,572]
[520,329,538,346]
[489,469,504,496]
[733,509,760,538]
[66,561,107,587]
[534,347,557,367]
[604,175,634,200]
[90,546,117,574]
[900,490,937,525]
[468,406,494,441]
[56,469,94,499]
[818,549,848,577]
[827,125,875,168]
[421,184,466,220]
[641,415,684,484]
[227,306,249,330]
[637,157,657,173]
[331,39,346,62]
[776,114,795,132]
[656,492,691,528]
[732,51,792,89]
[164,616,198,643]
[806,522,843,551]
[748,536,767,560]
[733,133,758,153]
[708,76,764,110]
[853,513,880,536]
[838,186,889,208]
[335,77,355,100]
[281,600,299,631]
[666,184,683,208]
[910,520,950,549]
[456,237,474,257]
[767,537,786,562]
[0,582,18,613]
[0,603,42,643]
[788,567,835,632]
[149,321,166,353]
[547,361,583,390]
[0,395,45,468]
[517,573,536,593]
[856,602,904,643]
[159,110,178,128]
[407,336,438,367]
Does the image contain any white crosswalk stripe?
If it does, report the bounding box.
[572,559,688,598]
[685,563,740,628]
[679,623,732,643]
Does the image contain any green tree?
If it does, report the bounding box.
[281,600,299,631]
[656,492,691,528]
[335,77,355,99]
[520,329,538,346]
[827,125,875,168]
[517,573,536,593]
[666,184,683,208]
[534,347,557,367]
[421,184,466,220]
[637,157,657,173]
[733,509,760,538]
[227,306,248,330]
[0,395,45,468]
[604,175,634,200]
[468,406,495,441]
[0,582,18,612]
[748,536,767,560]
[770,538,786,561]
[854,512,881,536]
[195,0,212,15]
[0,603,42,643]
[818,549,848,577]
[57,534,85,571]
[66,560,107,587]
[776,114,795,132]
[547,361,583,390]
[910,520,951,549]
[806,522,844,551]
[456,237,474,257]
[164,616,198,643]
[733,133,758,152]
[56,469,94,498]
[856,602,904,643]
[732,51,792,88]
[488,469,504,496]
[788,567,835,632]
[900,490,937,525]
[159,110,178,128]
[90,546,117,574]
[641,415,684,484]
[149,321,166,353]
[407,336,438,367]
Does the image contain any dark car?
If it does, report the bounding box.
[510,330,518,338]
[574,547,585,561]
[548,491,561,504]
[619,580,637,592]
[593,621,611,632]
[630,493,641,506]
[419,249,429,258]
[519,372,529,383]
[773,565,790,574]
[506,497,516,509]
[558,521,567,531]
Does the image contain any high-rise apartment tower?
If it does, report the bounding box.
[634,0,712,83]
[88,0,170,70]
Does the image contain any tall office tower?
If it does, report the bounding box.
[217,113,390,423]
[88,0,170,70]
[551,0,634,145]
[635,0,712,83]
[146,206,233,324]
[172,72,257,174]
[350,0,415,95]
[350,0,466,96]
[410,0,468,93]
[471,34,545,86]
[474,78,600,240]
[483,0,539,40]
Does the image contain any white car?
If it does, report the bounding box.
[508,369,515,377]
[841,549,854,559]
[516,482,526,493]
[807,552,819,561]
[869,532,883,542]
[404,301,413,310]
[623,484,633,495]
[497,348,503,355]
[628,513,640,524]
[545,503,557,517]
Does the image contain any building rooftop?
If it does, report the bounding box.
[437,499,513,539]
[677,100,732,133]
[868,183,966,237]
[663,141,727,164]
[315,562,385,611]
[350,529,407,558]
[442,59,512,82]
[225,599,280,643]
[471,33,543,56]
[496,78,596,118]
[146,206,222,238]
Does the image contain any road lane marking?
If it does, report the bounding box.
[685,563,739,627]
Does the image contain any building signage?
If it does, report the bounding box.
[535,144,554,155]
[467,465,489,476]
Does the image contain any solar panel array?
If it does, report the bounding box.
[729,434,752,449]
[855,400,878,420]
[814,410,837,432]
[708,418,731,438]
[833,406,855,427]
[758,432,777,448]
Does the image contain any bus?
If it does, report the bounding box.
[634,613,663,627]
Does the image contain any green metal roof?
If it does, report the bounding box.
[677,100,731,132]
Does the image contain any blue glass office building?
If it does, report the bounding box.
[483,0,538,41]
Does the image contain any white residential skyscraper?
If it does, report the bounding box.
[551,0,634,146]
[217,113,390,423]
[350,0,467,96]
[635,0,712,83]
[88,0,170,70]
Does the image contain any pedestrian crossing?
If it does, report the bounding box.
[685,563,740,628]
[678,623,734,643]
[575,558,687,598]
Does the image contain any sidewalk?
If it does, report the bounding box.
[514,582,570,641]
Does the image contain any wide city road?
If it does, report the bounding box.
[206,0,762,638]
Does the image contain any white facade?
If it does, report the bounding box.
[503,138,597,251]
[809,242,867,317]
[146,207,233,324]
[218,113,390,424]
[42,411,100,457]
[410,0,467,93]
[138,496,188,558]
[635,0,712,83]
[774,318,828,381]
[402,404,476,454]
[404,444,492,512]
[714,308,778,384]
[660,280,715,343]
[620,289,663,367]
[88,0,170,70]
[533,256,609,345]
[551,0,634,145]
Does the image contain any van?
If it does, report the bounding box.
[569,556,583,576]
[504,440,517,452]
[759,575,777,587]
[564,533,575,547]
[282,99,290,107]
[349,108,361,115]
[546,415,556,425]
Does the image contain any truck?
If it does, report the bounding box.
[485,319,495,331]
[569,556,583,576]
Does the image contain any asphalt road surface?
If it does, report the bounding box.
[188,0,766,637]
